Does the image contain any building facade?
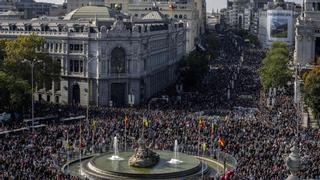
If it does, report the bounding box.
[294,0,320,66]
[0,0,66,19]
[66,0,206,53]
[257,0,299,48]
[0,6,186,106]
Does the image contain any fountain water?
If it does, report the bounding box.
[109,136,124,160]
[168,140,183,164]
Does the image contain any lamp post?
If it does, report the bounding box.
[85,52,99,154]
[86,54,97,124]
[22,59,42,132]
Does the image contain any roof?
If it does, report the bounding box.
[142,11,166,21]
[63,6,121,20]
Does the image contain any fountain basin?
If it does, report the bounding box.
[64,151,209,179]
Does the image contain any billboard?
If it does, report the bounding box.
[270,17,288,38]
[267,10,294,46]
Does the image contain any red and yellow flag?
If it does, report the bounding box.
[218,136,225,149]
[199,118,205,129]
[124,116,129,128]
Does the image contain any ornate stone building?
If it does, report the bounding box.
[66,0,205,53]
[0,6,186,106]
[294,0,320,66]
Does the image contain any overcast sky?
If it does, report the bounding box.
[35,0,304,12]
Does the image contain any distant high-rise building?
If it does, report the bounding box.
[257,0,299,48]
[0,0,66,19]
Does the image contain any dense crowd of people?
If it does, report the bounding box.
[0,30,319,179]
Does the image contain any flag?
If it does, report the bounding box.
[218,136,225,149]
[199,118,205,129]
[210,123,215,135]
[144,117,149,128]
[124,116,129,128]
[202,143,206,153]
[91,120,96,132]
[64,141,71,149]
[156,115,161,124]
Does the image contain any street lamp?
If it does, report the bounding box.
[22,59,42,132]
[85,55,97,124]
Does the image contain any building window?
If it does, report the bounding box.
[74,60,79,72]
[111,47,126,73]
[55,96,59,103]
[179,15,182,19]
[174,15,178,18]
[80,60,83,72]
[47,95,50,102]
[70,60,74,72]
[69,44,83,53]
[70,59,83,73]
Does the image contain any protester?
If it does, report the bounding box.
[0,30,319,179]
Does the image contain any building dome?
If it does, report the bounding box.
[63,6,122,20]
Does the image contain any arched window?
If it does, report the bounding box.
[179,15,182,19]
[111,47,126,73]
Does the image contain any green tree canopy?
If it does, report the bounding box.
[179,51,209,90]
[0,71,30,112]
[303,67,320,118]
[2,34,60,89]
[259,42,292,90]
[0,34,60,112]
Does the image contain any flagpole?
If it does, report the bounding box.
[198,123,200,156]
[67,130,70,173]
[125,125,127,151]
[92,122,94,154]
[79,120,82,174]
[211,122,213,158]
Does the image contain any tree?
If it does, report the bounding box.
[0,34,60,112]
[2,34,60,88]
[259,42,292,90]
[0,71,30,112]
[207,33,220,51]
[179,51,209,90]
[303,67,320,118]
[0,39,7,62]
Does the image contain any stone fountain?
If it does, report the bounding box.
[62,119,214,179]
[128,135,160,167]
